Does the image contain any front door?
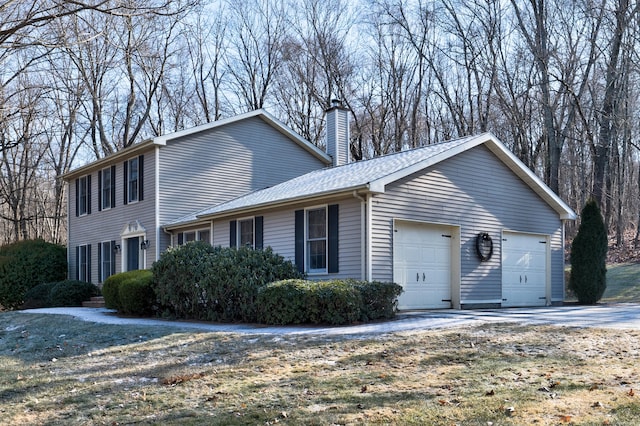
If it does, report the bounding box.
[127,236,140,271]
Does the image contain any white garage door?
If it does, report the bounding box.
[394,222,452,309]
[502,232,548,307]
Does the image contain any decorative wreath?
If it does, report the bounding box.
[476,232,493,262]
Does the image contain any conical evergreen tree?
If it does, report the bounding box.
[569,199,608,304]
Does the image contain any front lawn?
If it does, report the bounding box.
[1,312,639,425]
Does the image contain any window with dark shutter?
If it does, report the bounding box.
[328,204,339,273]
[229,220,237,247]
[294,210,304,273]
[255,216,264,250]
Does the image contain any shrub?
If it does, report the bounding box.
[119,272,155,316]
[0,239,67,310]
[22,282,58,309]
[256,279,403,325]
[152,243,302,322]
[255,279,310,325]
[569,199,608,304]
[350,280,403,321]
[305,280,362,325]
[103,270,153,311]
[48,280,100,307]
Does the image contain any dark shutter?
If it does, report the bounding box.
[177,232,184,245]
[255,216,264,250]
[229,220,237,247]
[328,204,339,273]
[138,155,144,201]
[97,170,102,211]
[87,175,92,214]
[123,160,128,205]
[111,240,116,275]
[75,179,79,217]
[294,210,304,273]
[97,243,102,281]
[75,246,80,280]
[110,165,116,208]
[87,244,92,283]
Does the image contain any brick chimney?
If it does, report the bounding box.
[325,99,350,167]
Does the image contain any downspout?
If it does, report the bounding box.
[155,146,161,263]
[353,191,367,280]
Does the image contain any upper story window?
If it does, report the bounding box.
[306,207,327,272]
[99,166,116,211]
[124,155,144,205]
[128,157,139,203]
[76,175,91,216]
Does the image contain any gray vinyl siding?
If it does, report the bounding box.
[67,148,157,282]
[326,108,349,166]
[371,145,564,303]
[210,197,362,279]
[158,116,327,224]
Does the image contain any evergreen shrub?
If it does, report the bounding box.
[119,272,155,315]
[569,199,608,304]
[103,270,153,311]
[48,280,100,307]
[22,282,58,309]
[256,279,403,325]
[0,239,67,310]
[152,243,302,322]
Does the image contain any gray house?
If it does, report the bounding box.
[64,110,331,284]
[66,105,576,310]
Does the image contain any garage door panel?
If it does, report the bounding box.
[502,232,547,307]
[395,222,452,310]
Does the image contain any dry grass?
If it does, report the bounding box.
[1,311,640,425]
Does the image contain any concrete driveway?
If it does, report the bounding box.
[20,303,640,336]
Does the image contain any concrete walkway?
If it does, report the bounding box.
[19,303,640,336]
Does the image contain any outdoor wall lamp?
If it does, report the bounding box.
[140,239,150,250]
[113,244,121,254]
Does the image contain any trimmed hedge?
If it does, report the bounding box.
[256,279,403,325]
[49,280,100,307]
[153,243,303,322]
[0,239,67,310]
[119,273,155,315]
[103,270,154,312]
[22,280,99,308]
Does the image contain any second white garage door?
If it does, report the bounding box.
[502,232,548,307]
[394,221,453,309]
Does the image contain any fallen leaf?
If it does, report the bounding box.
[438,399,451,406]
[591,401,604,408]
[628,389,635,397]
[589,383,601,391]
[557,414,572,423]
[360,385,368,393]
[485,389,495,396]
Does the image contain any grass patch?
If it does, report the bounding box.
[1,312,640,424]
[603,263,640,302]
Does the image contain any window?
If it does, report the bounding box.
[99,241,116,282]
[198,229,211,244]
[230,217,263,249]
[124,155,143,204]
[239,218,254,247]
[128,157,139,203]
[177,229,211,245]
[77,175,91,216]
[77,244,91,282]
[306,208,327,272]
[99,167,114,210]
[295,205,338,274]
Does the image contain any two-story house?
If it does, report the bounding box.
[66,104,576,310]
[64,110,331,285]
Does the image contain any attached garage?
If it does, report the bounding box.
[393,220,460,310]
[501,231,549,307]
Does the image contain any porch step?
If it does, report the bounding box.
[82,296,105,308]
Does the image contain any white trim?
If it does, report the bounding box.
[155,146,161,261]
[366,194,373,282]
